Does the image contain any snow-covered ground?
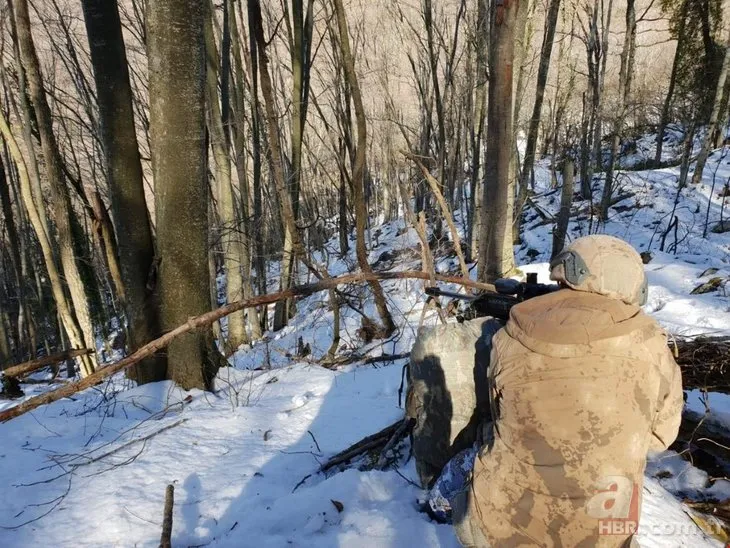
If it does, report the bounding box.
[1,143,730,547]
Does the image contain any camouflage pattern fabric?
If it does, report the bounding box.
[456,235,684,548]
[406,317,502,488]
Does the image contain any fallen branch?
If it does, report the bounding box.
[159,484,174,548]
[72,419,188,469]
[377,418,415,469]
[2,349,94,379]
[364,353,410,365]
[0,270,494,423]
[320,419,402,472]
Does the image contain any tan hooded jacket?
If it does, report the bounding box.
[460,236,683,547]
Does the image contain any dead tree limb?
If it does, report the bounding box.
[377,417,415,470]
[320,419,402,472]
[2,349,94,379]
[72,419,188,469]
[159,484,174,548]
[402,150,470,279]
[0,270,495,423]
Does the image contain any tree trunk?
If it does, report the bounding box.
[469,0,488,262]
[519,0,561,205]
[229,0,263,339]
[12,0,97,376]
[552,158,574,258]
[204,4,248,353]
[600,0,636,219]
[656,0,689,164]
[478,0,520,282]
[332,0,395,336]
[80,0,165,384]
[338,138,349,256]
[0,153,27,357]
[147,0,221,390]
[691,30,730,186]
[0,105,87,377]
[591,0,613,176]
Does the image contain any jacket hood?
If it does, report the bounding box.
[505,289,658,358]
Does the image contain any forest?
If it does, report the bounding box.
[0,0,729,546]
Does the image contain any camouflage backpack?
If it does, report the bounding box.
[406,317,502,488]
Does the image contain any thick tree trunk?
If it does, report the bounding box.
[332,0,395,336]
[478,0,520,282]
[12,0,97,376]
[147,0,221,390]
[691,30,730,186]
[80,0,164,384]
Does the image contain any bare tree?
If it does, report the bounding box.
[332,0,395,336]
[11,0,97,376]
[600,0,637,219]
[478,0,522,282]
[81,0,164,383]
[204,1,249,353]
[518,0,561,206]
[691,28,730,186]
[147,0,221,390]
[553,158,574,257]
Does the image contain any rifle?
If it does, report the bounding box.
[425,272,560,321]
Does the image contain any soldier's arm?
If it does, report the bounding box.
[649,344,684,452]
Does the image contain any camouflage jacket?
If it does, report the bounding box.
[460,289,683,547]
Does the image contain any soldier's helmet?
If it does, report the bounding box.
[549,235,648,306]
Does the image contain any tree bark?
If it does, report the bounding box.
[249,0,307,333]
[691,29,730,186]
[12,0,97,376]
[332,0,395,336]
[2,349,94,379]
[478,0,520,282]
[229,1,263,339]
[552,159,574,258]
[600,0,636,219]
[204,4,249,353]
[0,153,27,357]
[0,105,88,377]
[147,0,220,390]
[518,0,561,206]
[656,0,689,164]
[80,0,165,384]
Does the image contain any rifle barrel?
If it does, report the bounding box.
[425,287,478,301]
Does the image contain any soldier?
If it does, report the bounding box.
[452,235,683,547]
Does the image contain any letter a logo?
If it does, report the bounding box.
[586,476,634,519]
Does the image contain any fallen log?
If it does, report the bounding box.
[1,349,94,379]
[0,270,495,423]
